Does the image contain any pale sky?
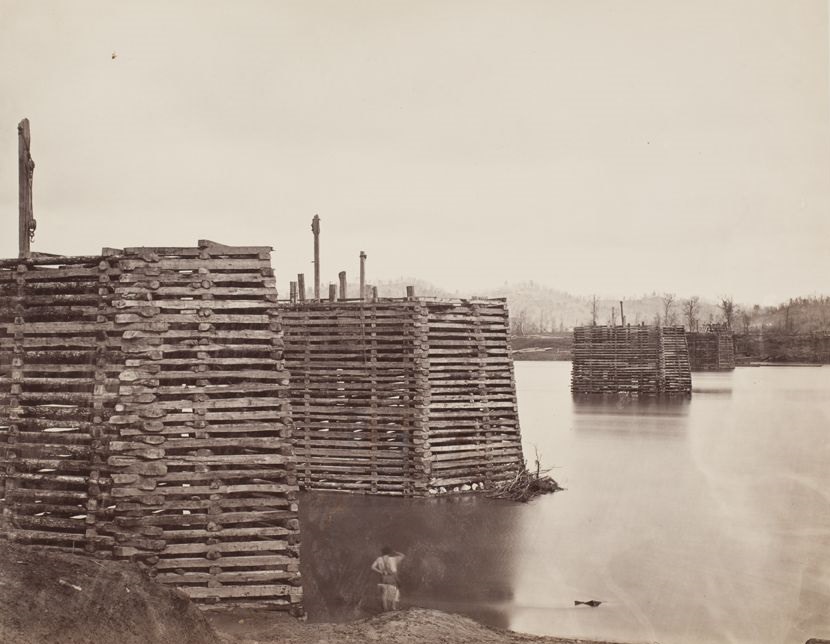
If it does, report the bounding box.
[1,1,828,305]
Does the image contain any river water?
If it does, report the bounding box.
[299,362,830,644]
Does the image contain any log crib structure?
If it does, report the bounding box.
[281,296,524,496]
[571,324,692,396]
[0,241,303,614]
[687,325,736,371]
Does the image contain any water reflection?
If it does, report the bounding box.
[691,371,735,396]
[571,395,690,438]
[511,363,830,644]
[572,396,691,415]
[299,491,520,628]
[298,363,830,644]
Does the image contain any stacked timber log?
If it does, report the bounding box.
[425,300,522,490]
[571,325,692,395]
[0,253,122,555]
[281,298,523,496]
[687,330,736,371]
[0,241,302,614]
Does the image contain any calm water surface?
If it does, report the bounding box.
[300,363,830,644]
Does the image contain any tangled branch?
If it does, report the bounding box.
[485,450,563,502]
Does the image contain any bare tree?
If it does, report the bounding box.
[740,309,751,333]
[512,309,528,336]
[683,296,700,332]
[718,296,736,330]
[661,293,677,326]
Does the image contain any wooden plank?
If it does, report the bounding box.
[180,585,300,599]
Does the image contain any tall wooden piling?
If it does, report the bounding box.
[312,215,320,300]
[328,284,336,302]
[18,119,35,259]
[359,251,366,301]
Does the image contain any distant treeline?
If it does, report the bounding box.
[511,330,830,364]
[508,292,830,337]
[737,296,830,334]
[734,331,830,364]
[371,278,830,362]
[509,295,830,364]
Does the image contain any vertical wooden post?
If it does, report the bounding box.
[406,285,415,300]
[297,273,306,302]
[311,215,320,301]
[18,118,35,259]
[372,286,378,302]
[289,281,297,304]
[338,271,347,301]
[620,301,625,326]
[359,251,367,301]
[328,284,336,302]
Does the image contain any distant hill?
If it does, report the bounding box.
[369,279,722,333]
[738,296,830,334]
[371,278,457,299]
[365,278,828,336]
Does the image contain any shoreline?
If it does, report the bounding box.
[512,353,828,366]
[207,606,638,644]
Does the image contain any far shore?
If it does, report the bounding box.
[510,332,830,364]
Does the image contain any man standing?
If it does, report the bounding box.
[371,546,405,611]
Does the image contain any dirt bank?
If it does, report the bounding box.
[0,541,218,644]
[0,541,633,644]
[208,607,631,644]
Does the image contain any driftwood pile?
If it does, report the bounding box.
[485,452,562,502]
